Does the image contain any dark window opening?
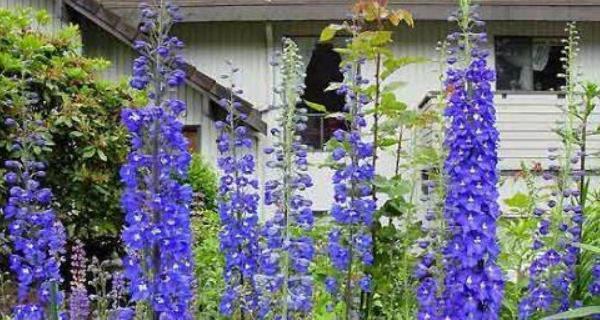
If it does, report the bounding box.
[495,37,565,91]
[183,125,201,152]
[297,42,347,150]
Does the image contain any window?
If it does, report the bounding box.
[183,125,201,152]
[294,38,347,150]
[495,37,565,91]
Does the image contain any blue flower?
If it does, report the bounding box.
[324,57,376,315]
[120,2,194,318]
[257,39,316,318]
[519,22,584,320]
[2,116,66,318]
[435,4,504,319]
[216,64,261,317]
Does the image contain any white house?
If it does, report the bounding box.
[3,0,599,213]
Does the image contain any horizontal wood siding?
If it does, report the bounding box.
[75,17,226,165]
[173,22,271,109]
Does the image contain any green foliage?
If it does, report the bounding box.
[541,306,600,320]
[192,210,225,319]
[310,218,342,319]
[498,216,538,320]
[188,153,218,211]
[0,8,137,252]
[572,191,600,305]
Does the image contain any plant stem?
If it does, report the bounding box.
[49,281,60,320]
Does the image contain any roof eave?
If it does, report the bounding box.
[62,0,267,134]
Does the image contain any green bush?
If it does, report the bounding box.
[188,153,218,211]
[0,8,139,253]
[192,210,224,319]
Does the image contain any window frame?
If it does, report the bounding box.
[281,34,350,152]
[493,35,566,93]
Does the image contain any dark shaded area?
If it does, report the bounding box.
[495,36,565,91]
[298,42,347,149]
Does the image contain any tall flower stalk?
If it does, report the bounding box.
[323,37,376,319]
[519,22,585,319]
[2,116,66,319]
[119,1,194,318]
[440,1,504,318]
[257,38,315,318]
[216,62,261,318]
[414,40,449,320]
[68,240,90,320]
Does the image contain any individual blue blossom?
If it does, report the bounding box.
[438,2,504,319]
[256,38,315,318]
[216,62,261,318]
[120,1,194,318]
[590,262,600,296]
[2,114,66,319]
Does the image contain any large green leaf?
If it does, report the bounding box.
[320,24,344,42]
[573,242,600,254]
[541,306,600,320]
[304,100,327,113]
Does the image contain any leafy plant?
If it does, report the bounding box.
[0,8,138,255]
[188,153,218,211]
[192,210,225,319]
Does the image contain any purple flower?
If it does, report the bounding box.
[519,22,585,319]
[3,115,66,318]
[324,57,376,315]
[437,4,504,319]
[68,240,89,320]
[216,63,261,317]
[120,2,194,318]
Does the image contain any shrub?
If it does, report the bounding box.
[0,8,138,254]
[188,153,218,211]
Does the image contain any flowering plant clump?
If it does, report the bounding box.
[119,1,194,318]
[257,38,315,318]
[318,33,376,317]
[438,1,504,318]
[414,40,450,320]
[2,114,66,320]
[216,63,261,318]
[68,240,90,320]
[518,22,585,319]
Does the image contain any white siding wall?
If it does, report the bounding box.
[176,20,600,211]
[78,19,225,164]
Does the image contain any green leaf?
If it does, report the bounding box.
[320,24,344,42]
[541,306,600,320]
[324,82,342,92]
[304,100,327,113]
[573,242,600,254]
[69,131,84,138]
[97,149,108,162]
[82,147,96,159]
[35,10,50,25]
[382,56,427,80]
[383,81,406,92]
[503,192,532,209]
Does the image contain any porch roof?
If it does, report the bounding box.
[96,0,600,22]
